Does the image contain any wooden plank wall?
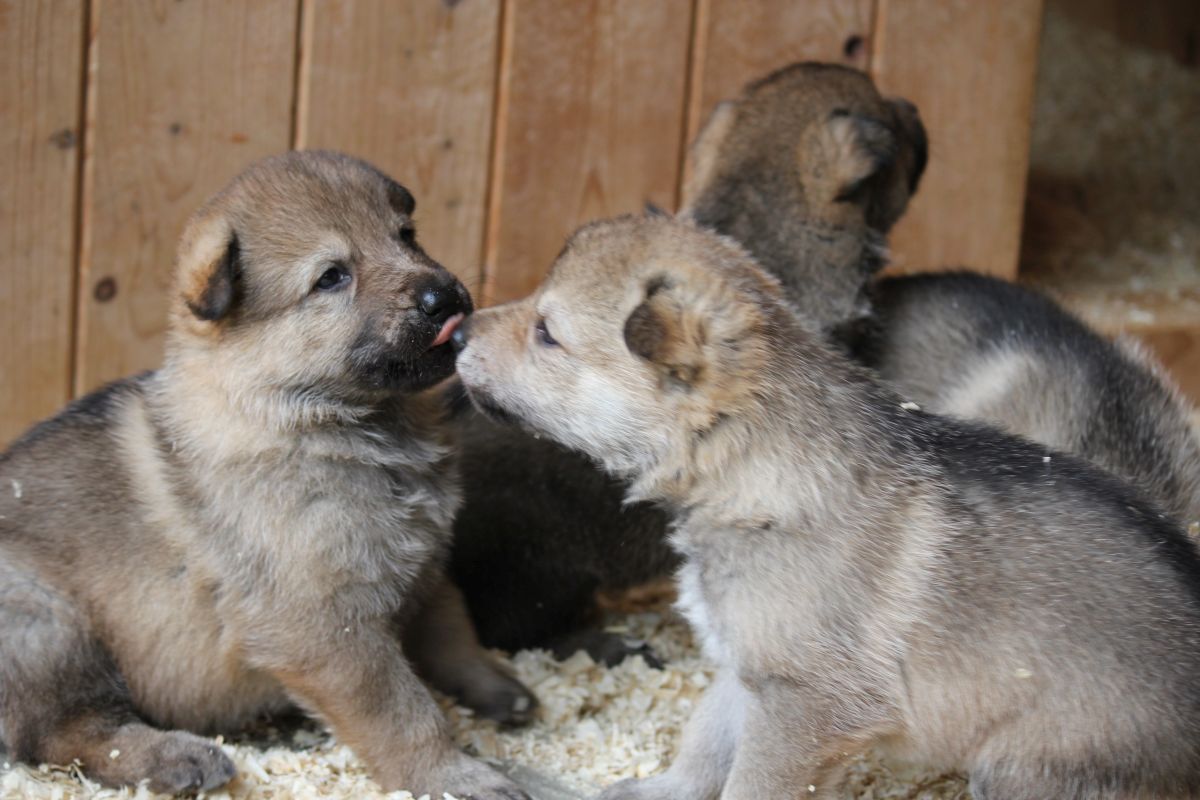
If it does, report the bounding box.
[2,0,1049,444]
[1,0,85,445]
[484,0,693,304]
[76,0,299,394]
[872,0,1044,276]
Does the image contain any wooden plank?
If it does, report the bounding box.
[684,0,874,149]
[297,0,501,294]
[483,0,693,305]
[0,0,86,445]
[75,0,298,394]
[871,0,1044,277]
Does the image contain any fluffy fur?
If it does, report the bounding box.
[849,272,1200,531]
[450,62,926,657]
[456,214,1200,800]
[0,151,534,798]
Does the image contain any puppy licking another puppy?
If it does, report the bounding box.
[0,152,533,798]
[456,213,1200,799]
[450,63,928,659]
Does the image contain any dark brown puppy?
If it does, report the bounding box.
[450,63,926,659]
[0,152,533,797]
[682,61,925,334]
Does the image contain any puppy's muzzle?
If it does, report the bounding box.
[418,283,466,324]
[419,278,471,349]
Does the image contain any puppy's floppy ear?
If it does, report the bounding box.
[799,108,897,206]
[624,276,706,387]
[177,211,240,322]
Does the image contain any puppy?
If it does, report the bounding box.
[685,64,1200,532]
[449,405,674,663]
[450,62,927,658]
[682,61,926,335]
[0,151,534,797]
[850,273,1200,531]
[454,213,1200,800]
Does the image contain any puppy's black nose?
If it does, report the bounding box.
[418,284,464,322]
[451,317,470,353]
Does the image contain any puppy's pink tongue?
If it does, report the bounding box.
[430,313,464,348]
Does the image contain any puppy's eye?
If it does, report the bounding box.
[314,263,350,292]
[397,226,417,246]
[535,318,559,347]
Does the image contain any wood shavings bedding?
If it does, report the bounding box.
[0,610,967,800]
[1020,3,1200,326]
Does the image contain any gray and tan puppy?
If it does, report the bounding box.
[0,151,533,798]
[450,62,926,657]
[454,214,1200,800]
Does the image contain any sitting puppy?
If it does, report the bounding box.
[454,214,1200,800]
[0,151,534,798]
[449,62,927,658]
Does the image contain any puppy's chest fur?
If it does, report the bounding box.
[671,516,808,670]
[181,421,460,609]
[669,501,918,683]
[100,396,462,729]
[110,383,462,628]
[675,555,730,664]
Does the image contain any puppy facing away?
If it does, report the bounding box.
[682,61,926,334]
[0,151,534,797]
[686,65,1200,532]
[851,272,1200,531]
[449,62,927,658]
[455,213,1200,799]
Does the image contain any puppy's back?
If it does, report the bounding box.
[0,376,150,568]
[854,272,1200,528]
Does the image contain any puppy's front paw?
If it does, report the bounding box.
[553,629,665,669]
[437,754,531,800]
[595,776,692,800]
[459,660,539,726]
[142,731,237,795]
[595,777,654,800]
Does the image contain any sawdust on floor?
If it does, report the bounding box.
[0,610,968,800]
[1019,3,1200,330]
